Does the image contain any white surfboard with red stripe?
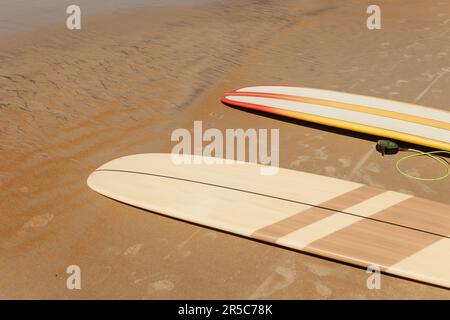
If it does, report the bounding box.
[221,86,450,151]
[87,153,450,288]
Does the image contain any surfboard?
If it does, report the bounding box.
[221,86,450,151]
[87,153,450,288]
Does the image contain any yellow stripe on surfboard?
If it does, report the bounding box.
[264,107,450,151]
[236,92,450,131]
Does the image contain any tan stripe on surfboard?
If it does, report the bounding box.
[252,185,384,243]
[251,179,450,286]
[305,216,441,271]
[227,92,450,131]
[369,196,450,236]
[276,191,412,250]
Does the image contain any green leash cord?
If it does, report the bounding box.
[396,149,450,181]
[376,140,450,181]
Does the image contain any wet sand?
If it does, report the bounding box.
[1,0,449,299]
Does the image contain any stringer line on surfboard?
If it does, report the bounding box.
[95,168,450,240]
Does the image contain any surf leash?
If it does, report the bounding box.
[376,139,450,181]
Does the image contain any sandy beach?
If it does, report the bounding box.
[1,0,449,299]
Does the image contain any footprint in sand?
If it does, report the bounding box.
[124,243,144,256]
[303,261,334,277]
[313,147,328,160]
[144,279,175,298]
[315,281,332,298]
[290,155,311,168]
[338,157,351,168]
[418,184,433,195]
[23,213,54,228]
[163,231,200,261]
[248,265,296,299]
[403,168,420,178]
[360,174,385,189]
[2,213,54,248]
[365,162,380,174]
[133,276,149,284]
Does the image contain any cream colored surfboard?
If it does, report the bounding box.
[221,86,450,151]
[87,153,450,288]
